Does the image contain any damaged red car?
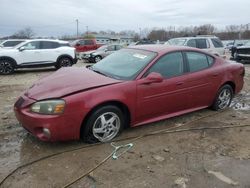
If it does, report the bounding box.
[14,45,245,142]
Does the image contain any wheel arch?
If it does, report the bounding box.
[56,54,74,63]
[221,81,236,94]
[80,100,131,139]
[0,56,17,67]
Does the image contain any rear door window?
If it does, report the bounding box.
[40,41,59,49]
[85,40,94,45]
[196,39,207,49]
[186,52,209,72]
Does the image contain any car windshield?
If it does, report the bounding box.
[243,41,250,46]
[166,38,186,46]
[91,48,157,80]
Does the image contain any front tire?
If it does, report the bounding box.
[212,85,233,111]
[94,56,102,63]
[0,59,15,75]
[55,57,73,69]
[82,105,124,143]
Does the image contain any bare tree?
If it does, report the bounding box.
[13,27,35,39]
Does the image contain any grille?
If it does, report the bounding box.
[237,48,250,54]
[14,97,24,108]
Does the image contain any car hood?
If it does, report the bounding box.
[24,67,122,100]
[237,45,250,49]
[83,50,96,55]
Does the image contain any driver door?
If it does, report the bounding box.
[17,41,42,64]
[136,52,189,123]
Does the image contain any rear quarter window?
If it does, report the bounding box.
[186,52,210,72]
[211,38,224,48]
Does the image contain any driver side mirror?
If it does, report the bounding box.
[139,72,164,85]
[75,43,80,46]
[19,47,25,51]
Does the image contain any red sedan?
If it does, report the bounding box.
[14,45,245,142]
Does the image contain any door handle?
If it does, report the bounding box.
[212,73,219,77]
[176,82,184,86]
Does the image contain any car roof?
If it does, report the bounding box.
[127,44,201,54]
[23,39,69,44]
[169,36,218,40]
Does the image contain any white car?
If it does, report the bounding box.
[0,39,77,74]
[165,36,225,57]
[0,39,26,49]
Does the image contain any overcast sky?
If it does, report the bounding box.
[1,0,250,37]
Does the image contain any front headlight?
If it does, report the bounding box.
[30,100,65,115]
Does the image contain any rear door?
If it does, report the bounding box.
[183,51,215,108]
[38,41,60,63]
[136,52,189,122]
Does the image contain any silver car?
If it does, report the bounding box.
[81,44,123,63]
[165,36,225,57]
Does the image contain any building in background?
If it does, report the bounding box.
[94,34,133,45]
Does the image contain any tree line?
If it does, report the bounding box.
[1,24,250,41]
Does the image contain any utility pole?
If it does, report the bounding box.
[76,19,79,38]
[139,28,141,40]
[86,26,88,37]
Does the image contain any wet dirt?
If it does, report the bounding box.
[0,60,250,188]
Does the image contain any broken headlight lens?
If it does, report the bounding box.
[30,100,65,115]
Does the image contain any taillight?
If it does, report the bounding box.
[241,67,245,77]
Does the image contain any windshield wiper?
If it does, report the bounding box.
[90,67,108,77]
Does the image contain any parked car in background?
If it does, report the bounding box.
[231,40,250,58]
[81,44,123,63]
[0,39,26,48]
[232,41,250,62]
[0,39,76,75]
[14,45,244,142]
[71,39,103,53]
[129,40,156,46]
[165,36,225,57]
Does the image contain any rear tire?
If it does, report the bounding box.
[0,59,15,75]
[82,105,124,143]
[55,57,73,69]
[212,84,233,111]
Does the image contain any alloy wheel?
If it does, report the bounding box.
[218,88,232,109]
[92,112,120,142]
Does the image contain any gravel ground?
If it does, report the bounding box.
[0,58,250,188]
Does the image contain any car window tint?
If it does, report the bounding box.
[196,39,207,49]
[186,52,209,72]
[40,41,59,49]
[148,52,184,78]
[22,41,40,50]
[207,55,214,65]
[3,41,24,47]
[186,39,196,47]
[79,40,85,45]
[85,40,94,45]
[211,38,223,48]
